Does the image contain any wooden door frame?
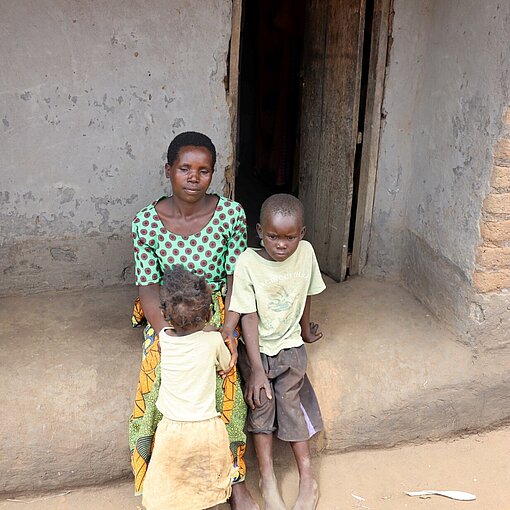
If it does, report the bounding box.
[351,0,392,274]
[226,0,392,274]
[224,0,243,200]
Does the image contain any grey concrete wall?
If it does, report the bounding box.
[0,0,233,295]
[367,0,510,346]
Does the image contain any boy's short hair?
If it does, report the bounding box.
[160,265,212,329]
[167,131,217,167]
[260,194,304,226]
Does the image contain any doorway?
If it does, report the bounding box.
[235,0,306,246]
[233,0,389,278]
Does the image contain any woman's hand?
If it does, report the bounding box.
[301,321,323,343]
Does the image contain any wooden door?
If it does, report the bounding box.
[299,0,365,281]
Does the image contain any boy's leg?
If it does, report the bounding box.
[289,440,319,510]
[268,347,321,510]
[253,432,286,510]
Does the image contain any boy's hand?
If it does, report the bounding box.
[302,321,323,343]
[245,368,272,410]
[219,329,238,378]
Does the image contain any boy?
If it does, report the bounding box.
[224,194,326,510]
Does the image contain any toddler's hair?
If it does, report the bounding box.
[260,193,304,226]
[160,265,212,329]
[167,131,217,167]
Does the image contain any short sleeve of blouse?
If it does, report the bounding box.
[225,201,248,275]
[132,216,162,285]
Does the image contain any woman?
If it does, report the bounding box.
[129,131,258,509]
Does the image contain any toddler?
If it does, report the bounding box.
[143,265,234,510]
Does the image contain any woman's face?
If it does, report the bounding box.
[165,145,214,203]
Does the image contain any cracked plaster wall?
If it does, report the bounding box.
[0,0,233,294]
[366,0,510,347]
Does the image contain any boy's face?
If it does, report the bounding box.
[256,213,305,262]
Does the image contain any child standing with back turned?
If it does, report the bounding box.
[224,194,326,510]
[142,265,234,510]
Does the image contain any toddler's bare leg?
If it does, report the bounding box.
[289,441,318,510]
[253,433,286,510]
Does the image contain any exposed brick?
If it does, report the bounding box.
[473,270,510,293]
[476,245,510,269]
[483,193,510,215]
[480,220,510,243]
[491,165,510,190]
[494,137,510,167]
[503,107,510,128]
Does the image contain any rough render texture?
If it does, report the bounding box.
[366,0,510,349]
[0,0,233,295]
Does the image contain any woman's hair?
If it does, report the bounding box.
[160,265,212,330]
[167,131,217,168]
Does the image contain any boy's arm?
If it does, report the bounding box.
[300,295,323,343]
[218,274,240,377]
[222,274,241,334]
[241,312,272,410]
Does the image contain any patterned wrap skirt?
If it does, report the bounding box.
[128,292,247,495]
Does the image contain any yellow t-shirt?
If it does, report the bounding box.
[229,240,326,356]
[156,329,231,421]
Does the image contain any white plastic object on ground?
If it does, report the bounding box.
[406,490,476,501]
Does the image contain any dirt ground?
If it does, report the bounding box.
[3,426,509,510]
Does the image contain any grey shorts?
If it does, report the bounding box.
[237,343,323,442]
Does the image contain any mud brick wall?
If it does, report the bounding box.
[474,108,510,293]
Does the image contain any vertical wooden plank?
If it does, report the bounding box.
[299,0,327,246]
[224,0,243,199]
[300,0,365,281]
[351,0,391,274]
[320,0,365,280]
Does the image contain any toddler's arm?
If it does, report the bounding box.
[300,296,323,343]
[216,337,232,374]
[241,312,272,409]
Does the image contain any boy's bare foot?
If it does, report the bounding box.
[259,473,287,510]
[230,482,260,510]
[291,476,319,510]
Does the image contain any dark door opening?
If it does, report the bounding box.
[235,0,306,246]
[234,0,381,277]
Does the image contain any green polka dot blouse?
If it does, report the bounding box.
[132,195,248,292]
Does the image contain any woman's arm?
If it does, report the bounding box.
[139,284,167,333]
